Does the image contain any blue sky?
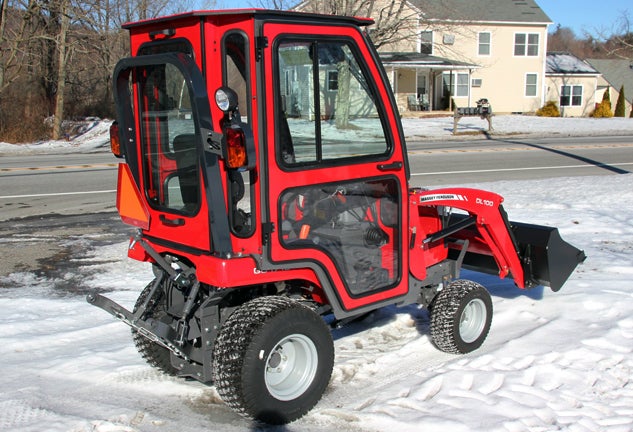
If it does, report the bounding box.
[538,0,630,36]
[216,0,630,37]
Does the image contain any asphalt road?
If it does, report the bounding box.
[407,135,633,186]
[0,152,119,221]
[1,135,632,221]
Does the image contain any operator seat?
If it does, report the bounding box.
[172,134,199,211]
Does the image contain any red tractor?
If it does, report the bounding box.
[88,9,585,425]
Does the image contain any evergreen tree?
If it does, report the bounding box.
[614,85,626,117]
[602,87,611,110]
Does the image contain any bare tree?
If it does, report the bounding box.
[606,12,633,60]
[52,0,70,139]
[0,0,7,89]
[592,10,633,60]
[250,0,294,9]
[295,0,419,49]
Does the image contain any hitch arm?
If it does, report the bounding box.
[86,292,190,360]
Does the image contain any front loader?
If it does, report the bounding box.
[87,9,585,424]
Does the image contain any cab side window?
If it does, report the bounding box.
[276,39,390,166]
[223,31,255,237]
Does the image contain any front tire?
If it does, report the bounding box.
[213,296,334,425]
[430,279,493,354]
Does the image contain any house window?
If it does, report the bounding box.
[443,72,469,97]
[420,31,433,54]
[560,85,583,106]
[478,32,491,55]
[525,73,538,97]
[514,33,539,56]
[327,70,338,91]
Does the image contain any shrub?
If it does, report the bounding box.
[592,87,614,118]
[0,92,51,143]
[614,85,626,117]
[536,101,560,117]
[592,101,614,118]
[593,102,614,118]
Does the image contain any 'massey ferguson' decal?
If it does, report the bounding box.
[418,193,468,203]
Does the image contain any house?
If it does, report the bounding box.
[545,52,601,117]
[585,59,633,116]
[296,0,554,115]
[393,0,554,113]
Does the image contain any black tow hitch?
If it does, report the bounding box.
[86,231,198,361]
[86,290,191,361]
[87,231,224,383]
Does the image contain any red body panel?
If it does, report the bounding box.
[412,188,526,287]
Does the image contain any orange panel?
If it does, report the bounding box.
[116,164,150,230]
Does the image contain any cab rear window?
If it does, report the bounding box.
[138,62,200,215]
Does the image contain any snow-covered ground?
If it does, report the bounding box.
[1,116,633,431]
[2,174,632,432]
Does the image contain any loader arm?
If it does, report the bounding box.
[413,188,585,291]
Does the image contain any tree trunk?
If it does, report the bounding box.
[53,3,70,140]
[0,0,7,90]
[335,60,351,129]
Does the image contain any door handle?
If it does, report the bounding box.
[377,161,403,171]
[160,214,185,227]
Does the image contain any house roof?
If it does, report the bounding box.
[380,52,477,70]
[546,52,600,75]
[586,59,633,103]
[412,0,551,24]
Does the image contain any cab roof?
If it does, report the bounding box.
[122,9,375,29]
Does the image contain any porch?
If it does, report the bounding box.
[380,52,479,114]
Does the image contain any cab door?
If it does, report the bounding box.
[261,21,410,313]
[114,53,231,255]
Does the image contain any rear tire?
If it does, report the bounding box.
[430,279,492,354]
[131,278,178,376]
[213,296,334,425]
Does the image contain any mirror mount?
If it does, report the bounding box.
[211,86,256,171]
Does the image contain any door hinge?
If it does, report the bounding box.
[256,36,268,61]
[262,222,275,246]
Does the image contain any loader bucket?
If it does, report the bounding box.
[511,221,586,292]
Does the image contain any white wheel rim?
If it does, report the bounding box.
[459,298,487,343]
[265,334,318,401]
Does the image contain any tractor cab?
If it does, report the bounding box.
[111,10,414,314]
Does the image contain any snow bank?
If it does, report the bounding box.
[1,174,632,431]
[402,115,633,140]
[0,119,111,154]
